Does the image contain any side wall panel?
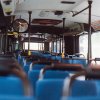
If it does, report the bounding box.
[64,36,79,55]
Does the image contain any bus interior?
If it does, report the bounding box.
[0,0,100,100]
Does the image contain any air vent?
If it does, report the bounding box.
[54,11,63,15]
[32,19,62,26]
[3,0,12,5]
[61,1,75,4]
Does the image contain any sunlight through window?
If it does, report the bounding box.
[24,42,44,50]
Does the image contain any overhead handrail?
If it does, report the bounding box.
[71,0,93,64]
[72,6,89,17]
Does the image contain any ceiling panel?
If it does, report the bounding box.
[16,0,84,11]
[13,0,100,30]
[14,0,85,28]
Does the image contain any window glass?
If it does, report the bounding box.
[92,32,100,58]
[79,34,88,58]
[24,42,44,50]
[79,31,100,60]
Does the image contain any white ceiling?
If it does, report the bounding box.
[16,0,83,11]
[14,0,100,28]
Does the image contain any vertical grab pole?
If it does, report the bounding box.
[62,18,65,58]
[56,35,57,53]
[42,34,44,51]
[38,38,39,51]
[5,32,8,53]
[51,34,54,53]
[40,35,42,51]
[87,0,92,64]
[0,34,3,53]
[42,34,45,51]
[59,36,61,54]
[28,11,32,55]
[73,35,76,54]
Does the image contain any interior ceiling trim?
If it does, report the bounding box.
[31,19,62,26]
[61,1,76,4]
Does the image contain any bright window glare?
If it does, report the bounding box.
[24,42,44,50]
[79,35,88,58]
[79,31,100,61]
[92,32,100,59]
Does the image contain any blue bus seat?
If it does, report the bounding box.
[36,78,97,100]
[0,95,34,100]
[36,79,64,100]
[23,63,32,74]
[32,64,46,70]
[95,80,100,96]
[17,54,22,64]
[62,58,87,67]
[42,54,51,59]
[63,96,100,100]
[0,76,24,95]
[70,80,97,96]
[51,55,62,61]
[28,70,40,94]
[43,70,69,79]
[28,70,69,95]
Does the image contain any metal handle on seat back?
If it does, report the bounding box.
[62,71,87,97]
[32,59,59,64]
[11,68,33,96]
[0,68,33,96]
[0,60,23,71]
[86,70,100,79]
[44,63,84,72]
[74,53,85,58]
[30,60,59,70]
[62,69,100,97]
[89,58,100,71]
[39,63,85,79]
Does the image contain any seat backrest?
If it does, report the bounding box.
[36,79,64,100]
[95,80,100,96]
[0,95,34,100]
[23,62,32,74]
[32,64,46,70]
[72,59,87,68]
[43,70,69,79]
[28,70,40,94]
[62,58,87,67]
[28,70,69,95]
[42,54,51,59]
[70,80,97,96]
[0,76,24,95]
[51,55,62,61]
[62,96,100,100]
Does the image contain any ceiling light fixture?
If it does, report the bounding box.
[61,1,75,4]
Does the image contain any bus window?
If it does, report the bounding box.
[24,42,44,51]
[92,31,100,59]
[79,34,88,58]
